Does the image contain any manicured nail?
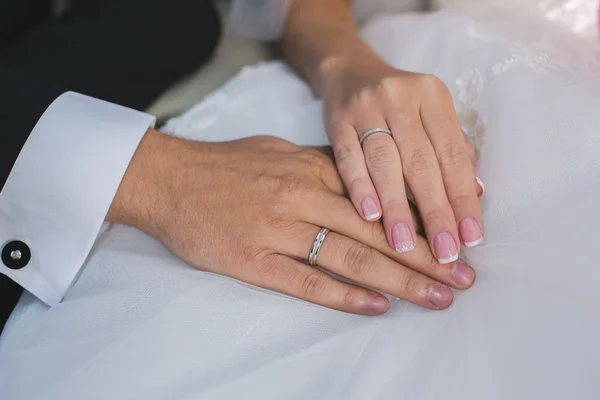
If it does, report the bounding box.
[361,197,380,221]
[459,217,483,248]
[428,284,453,309]
[392,223,415,253]
[474,166,485,194]
[452,259,475,287]
[366,293,389,314]
[433,232,459,264]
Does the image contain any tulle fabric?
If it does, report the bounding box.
[437,0,599,39]
[2,7,600,400]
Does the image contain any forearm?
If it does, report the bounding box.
[281,0,383,96]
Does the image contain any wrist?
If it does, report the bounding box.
[317,39,386,93]
[107,128,182,237]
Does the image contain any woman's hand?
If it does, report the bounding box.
[110,131,477,315]
[320,53,484,264]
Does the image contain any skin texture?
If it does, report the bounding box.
[107,130,476,315]
[281,0,484,262]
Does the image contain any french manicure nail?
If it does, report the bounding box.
[452,259,475,287]
[392,223,415,253]
[367,293,389,314]
[474,166,485,194]
[459,217,483,248]
[361,197,380,221]
[429,284,453,309]
[433,232,459,264]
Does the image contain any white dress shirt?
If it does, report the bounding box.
[0,92,155,304]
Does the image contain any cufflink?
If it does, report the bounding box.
[1,240,31,270]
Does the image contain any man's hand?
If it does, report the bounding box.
[107,130,476,314]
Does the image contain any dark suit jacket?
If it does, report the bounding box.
[0,0,221,334]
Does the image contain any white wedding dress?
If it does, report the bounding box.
[2,3,600,400]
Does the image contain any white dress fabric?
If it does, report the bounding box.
[2,5,600,400]
[438,0,599,39]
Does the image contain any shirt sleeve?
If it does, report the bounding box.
[0,91,155,305]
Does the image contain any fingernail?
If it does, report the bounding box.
[392,223,415,253]
[433,232,459,264]
[452,259,475,287]
[459,217,483,248]
[428,284,453,309]
[367,293,389,314]
[361,197,380,221]
[474,166,485,194]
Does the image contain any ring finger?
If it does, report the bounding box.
[356,117,417,255]
[289,224,455,310]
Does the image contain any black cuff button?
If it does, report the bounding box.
[2,241,31,270]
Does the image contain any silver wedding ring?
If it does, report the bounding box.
[359,127,393,145]
[308,228,330,267]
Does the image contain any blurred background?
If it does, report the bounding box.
[147,2,277,122]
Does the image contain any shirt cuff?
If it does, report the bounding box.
[0,91,155,305]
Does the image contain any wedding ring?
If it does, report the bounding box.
[308,228,330,267]
[359,127,393,145]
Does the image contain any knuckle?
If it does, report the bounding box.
[380,197,407,211]
[357,87,378,106]
[380,76,403,95]
[341,286,359,309]
[344,243,378,277]
[334,141,358,168]
[256,254,280,276]
[449,193,472,210]
[301,149,328,167]
[264,207,297,230]
[366,143,396,170]
[437,142,468,167]
[328,110,350,127]
[419,74,449,95]
[282,173,303,194]
[251,135,296,151]
[401,272,422,295]
[345,176,370,197]
[242,243,269,264]
[390,109,416,128]
[422,209,447,228]
[275,173,309,202]
[405,148,436,177]
[300,272,327,300]
[301,149,337,179]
